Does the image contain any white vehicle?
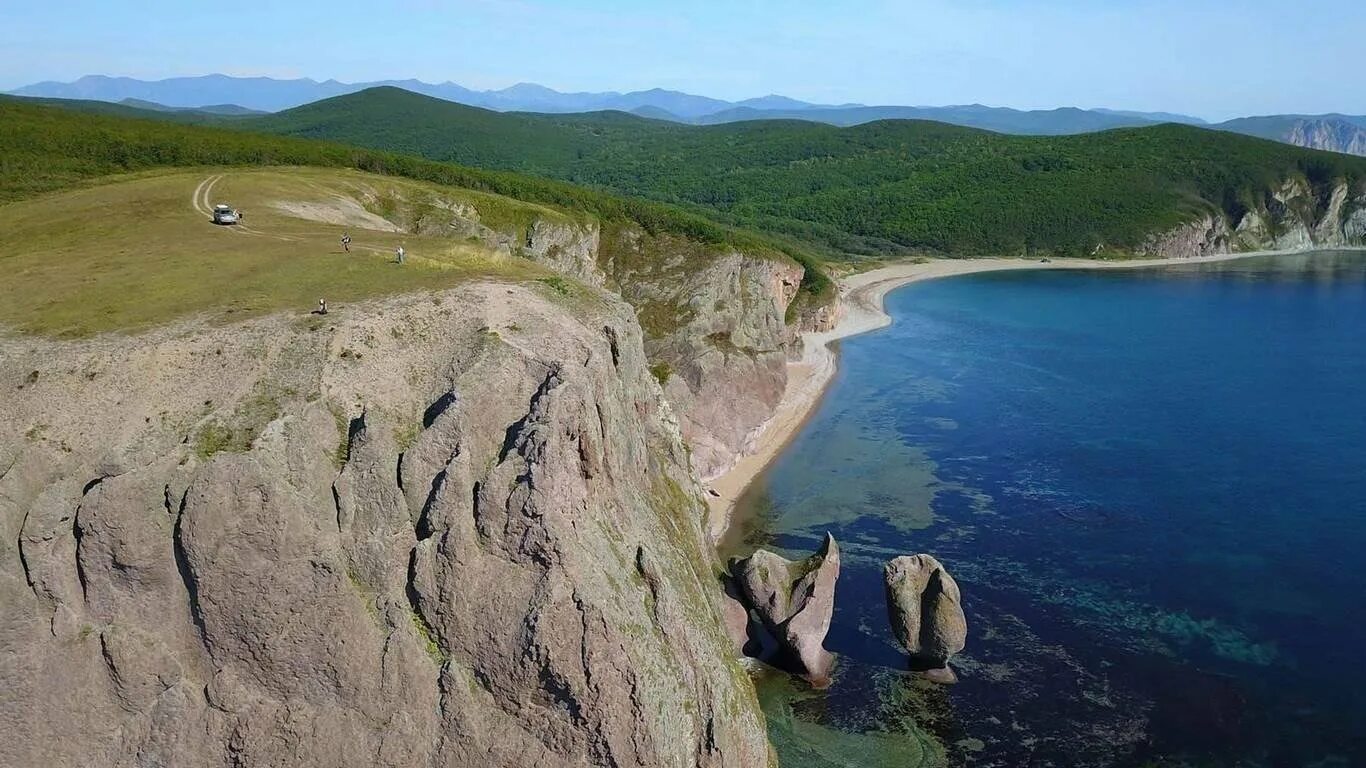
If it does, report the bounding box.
[212,204,239,225]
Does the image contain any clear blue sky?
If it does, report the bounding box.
[2,0,1361,120]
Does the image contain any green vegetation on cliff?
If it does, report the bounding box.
[249,87,1366,257]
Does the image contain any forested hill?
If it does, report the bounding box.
[247,87,1366,258]
[0,96,764,252]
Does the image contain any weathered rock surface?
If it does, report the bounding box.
[884,555,967,683]
[1282,118,1366,157]
[1138,213,1231,259]
[378,204,812,488]
[731,533,839,685]
[0,283,768,767]
[600,227,805,482]
[366,200,818,488]
[524,218,604,287]
[1140,178,1366,258]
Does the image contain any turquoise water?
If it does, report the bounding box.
[731,251,1366,767]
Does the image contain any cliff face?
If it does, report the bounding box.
[1138,178,1366,258]
[1283,119,1366,157]
[367,191,807,482]
[0,284,768,767]
[600,227,804,482]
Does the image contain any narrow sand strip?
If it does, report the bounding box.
[704,250,1326,539]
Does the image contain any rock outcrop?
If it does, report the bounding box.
[884,554,967,684]
[1139,178,1366,258]
[730,533,840,685]
[601,227,805,482]
[1283,118,1366,158]
[0,283,768,767]
[1137,213,1231,259]
[523,218,604,287]
[368,197,816,487]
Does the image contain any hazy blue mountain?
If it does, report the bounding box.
[693,103,1161,134]
[13,74,1366,151]
[628,105,687,122]
[9,74,741,118]
[10,75,362,112]
[1093,108,1207,125]
[597,88,733,119]
[734,94,839,111]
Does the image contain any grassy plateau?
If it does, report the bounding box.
[0,167,554,336]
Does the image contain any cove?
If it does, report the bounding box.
[728,251,1366,767]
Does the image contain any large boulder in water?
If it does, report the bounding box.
[884,554,967,683]
[731,533,840,685]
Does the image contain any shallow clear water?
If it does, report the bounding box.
[730,251,1366,767]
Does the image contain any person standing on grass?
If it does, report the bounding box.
[396,245,405,265]
[341,233,352,252]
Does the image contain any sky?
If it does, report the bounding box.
[1,0,1362,121]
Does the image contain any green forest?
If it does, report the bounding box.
[248,87,1366,258]
[7,84,1366,280]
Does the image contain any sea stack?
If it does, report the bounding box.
[731,533,840,685]
[884,554,967,684]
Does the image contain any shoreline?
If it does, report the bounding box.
[704,249,1317,540]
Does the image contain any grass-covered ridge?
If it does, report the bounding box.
[0,167,557,336]
[0,99,834,330]
[249,87,1366,258]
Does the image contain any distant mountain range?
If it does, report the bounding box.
[3,74,1204,129]
[8,74,1365,155]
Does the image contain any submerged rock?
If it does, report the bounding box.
[884,554,967,683]
[731,533,840,685]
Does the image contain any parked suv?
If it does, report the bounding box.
[212,204,239,225]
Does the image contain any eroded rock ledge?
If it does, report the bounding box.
[0,283,768,767]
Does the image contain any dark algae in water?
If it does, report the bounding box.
[735,252,1366,767]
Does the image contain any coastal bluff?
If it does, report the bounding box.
[0,283,769,767]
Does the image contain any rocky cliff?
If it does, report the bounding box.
[1283,119,1366,158]
[350,185,809,484]
[0,283,769,767]
[1138,177,1366,258]
[599,227,805,482]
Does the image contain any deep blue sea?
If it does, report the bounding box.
[729,251,1366,768]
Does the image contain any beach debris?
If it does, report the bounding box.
[884,554,967,684]
[729,532,840,686]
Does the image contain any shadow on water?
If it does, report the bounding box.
[732,251,1366,767]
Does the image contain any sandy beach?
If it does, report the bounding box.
[704,251,1294,539]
